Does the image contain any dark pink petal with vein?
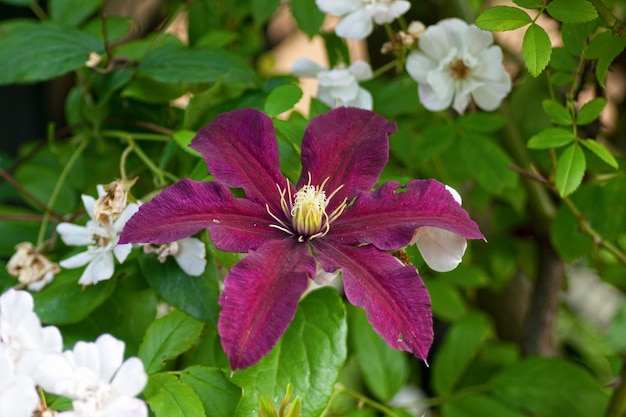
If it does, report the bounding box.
[119,179,282,253]
[192,108,287,213]
[218,239,315,370]
[299,107,396,212]
[314,241,433,361]
[328,179,483,250]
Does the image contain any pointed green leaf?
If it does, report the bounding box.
[49,0,103,26]
[491,358,609,417]
[432,313,492,395]
[139,44,257,86]
[555,143,586,197]
[475,6,532,31]
[577,97,606,125]
[542,99,572,125]
[443,394,528,417]
[172,130,202,158]
[348,305,409,402]
[232,288,347,417]
[264,84,303,117]
[424,279,467,321]
[0,22,102,85]
[561,21,598,55]
[580,139,618,169]
[290,0,325,38]
[513,0,542,8]
[139,253,219,326]
[528,128,575,149]
[33,268,116,324]
[587,31,626,87]
[547,0,598,23]
[523,24,552,77]
[180,366,242,417]
[138,309,204,374]
[251,0,281,25]
[144,373,206,417]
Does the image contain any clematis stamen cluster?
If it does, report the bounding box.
[120,107,483,370]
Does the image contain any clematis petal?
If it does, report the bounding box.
[299,107,396,211]
[191,108,286,212]
[412,227,467,272]
[315,241,433,361]
[218,240,315,370]
[119,179,282,253]
[328,180,483,250]
[335,8,373,40]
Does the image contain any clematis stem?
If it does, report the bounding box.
[102,130,170,142]
[29,1,48,20]
[37,137,88,247]
[123,135,179,186]
[589,0,626,35]
[0,167,63,221]
[333,384,401,417]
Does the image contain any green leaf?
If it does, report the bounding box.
[542,99,572,125]
[432,313,492,395]
[550,205,594,262]
[144,373,206,417]
[172,130,202,158]
[561,21,598,55]
[458,135,518,196]
[322,31,351,68]
[527,128,575,149]
[138,309,204,374]
[546,0,598,23]
[443,394,528,417]
[580,139,618,169]
[232,288,347,417]
[139,253,219,326]
[457,113,505,133]
[290,0,325,38]
[522,24,551,77]
[139,44,257,86]
[264,84,303,117]
[49,0,103,26]
[439,265,490,289]
[577,97,606,125]
[180,366,241,417]
[251,0,281,25]
[423,279,467,322]
[33,268,116,324]
[0,22,102,85]
[475,6,531,31]
[549,47,577,72]
[347,305,408,402]
[555,143,586,197]
[491,358,609,417]
[587,31,626,87]
[513,0,542,8]
[121,76,188,104]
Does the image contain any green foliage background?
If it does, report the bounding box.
[1,0,626,416]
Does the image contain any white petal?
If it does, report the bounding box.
[452,91,472,115]
[114,203,139,233]
[0,374,39,417]
[389,1,411,17]
[347,87,373,110]
[316,0,361,15]
[437,18,471,51]
[111,357,147,397]
[318,68,355,88]
[103,397,147,417]
[59,250,96,269]
[425,69,456,110]
[71,340,102,375]
[77,252,114,285]
[418,83,452,112]
[465,24,494,57]
[326,81,359,102]
[113,243,133,264]
[57,223,94,246]
[406,52,437,84]
[335,8,373,40]
[291,58,326,78]
[474,46,508,81]
[81,195,96,219]
[413,227,467,272]
[369,1,410,24]
[444,185,462,205]
[96,334,125,382]
[313,265,341,285]
[348,61,373,81]
[175,238,207,276]
[418,25,452,62]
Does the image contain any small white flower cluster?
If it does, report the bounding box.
[55,180,206,286]
[0,288,148,417]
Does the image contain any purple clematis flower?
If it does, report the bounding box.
[120,107,483,370]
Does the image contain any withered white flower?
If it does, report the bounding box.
[406,18,511,114]
[57,185,139,286]
[292,58,373,110]
[6,242,60,291]
[317,0,411,40]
